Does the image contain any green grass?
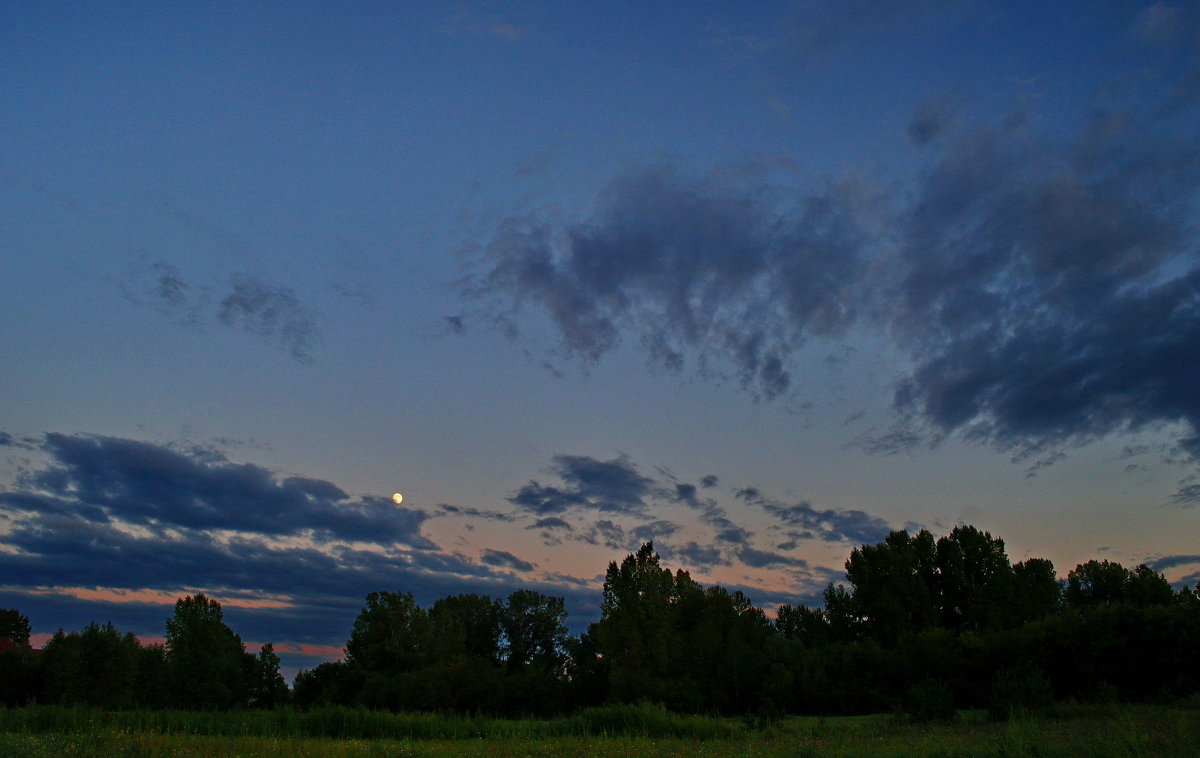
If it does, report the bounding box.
[0,704,1196,757]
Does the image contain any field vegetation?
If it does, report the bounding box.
[0,702,1197,757]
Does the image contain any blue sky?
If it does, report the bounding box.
[3,0,1199,675]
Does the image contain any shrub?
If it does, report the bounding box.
[989,665,1054,720]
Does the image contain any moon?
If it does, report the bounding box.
[392,492,404,505]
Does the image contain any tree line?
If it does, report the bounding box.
[2,525,1197,717]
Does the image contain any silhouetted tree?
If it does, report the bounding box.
[293,660,357,710]
[40,622,142,708]
[500,590,567,673]
[822,583,861,643]
[165,594,251,709]
[1011,557,1062,623]
[429,593,502,664]
[1065,559,1127,606]
[595,542,676,702]
[248,642,289,708]
[773,603,828,647]
[845,529,937,644]
[934,526,1015,631]
[0,608,36,707]
[0,607,31,648]
[345,591,431,674]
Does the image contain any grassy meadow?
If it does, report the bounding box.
[1,702,1198,757]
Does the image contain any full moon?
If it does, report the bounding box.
[392,492,404,505]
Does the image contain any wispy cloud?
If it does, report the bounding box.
[465,39,1200,497]
[123,262,319,363]
[738,488,893,545]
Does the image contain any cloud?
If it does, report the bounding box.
[438,504,516,522]
[507,454,654,516]
[528,516,572,530]
[466,164,874,400]
[6,433,433,548]
[739,489,893,545]
[465,47,1200,491]
[578,519,627,550]
[1146,554,1200,572]
[666,541,728,568]
[218,277,319,364]
[737,546,809,569]
[0,435,618,672]
[124,262,319,363]
[480,548,535,572]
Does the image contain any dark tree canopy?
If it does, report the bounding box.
[165,593,252,709]
[0,607,31,648]
[3,525,1197,717]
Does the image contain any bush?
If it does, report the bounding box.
[905,677,956,722]
[989,665,1054,720]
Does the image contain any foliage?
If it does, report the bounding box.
[904,677,956,722]
[39,622,143,708]
[0,607,32,647]
[2,705,1199,757]
[988,665,1055,721]
[3,525,1199,719]
[165,593,253,709]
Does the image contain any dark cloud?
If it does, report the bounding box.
[6,433,433,548]
[124,262,319,363]
[572,518,683,555]
[673,482,699,506]
[738,547,809,569]
[578,519,627,550]
[1146,554,1200,572]
[663,541,728,568]
[438,504,516,522]
[466,44,1200,492]
[528,516,572,530]
[740,489,893,545]
[466,164,872,400]
[480,548,535,572]
[1171,485,1200,506]
[700,474,719,488]
[507,454,654,516]
[630,520,680,544]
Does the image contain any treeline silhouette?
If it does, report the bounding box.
[1,526,1197,718]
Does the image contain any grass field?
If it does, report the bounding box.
[0,703,1196,757]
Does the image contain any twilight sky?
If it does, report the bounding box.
[3,0,1200,676]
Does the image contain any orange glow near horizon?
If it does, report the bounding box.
[18,585,297,610]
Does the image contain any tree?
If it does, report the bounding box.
[500,590,567,673]
[345,591,431,674]
[429,593,502,664]
[165,594,251,709]
[933,526,1014,631]
[822,583,861,643]
[1065,560,1131,607]
[1011,558,1062,623]
[1126,564,1175,606]
[0,608,31,648]
[293,660,357,710]
[595,542,676,702]
[774,603,829,647]
[39,622,142,708]
[248,642,289,708]
[845,530,937,644]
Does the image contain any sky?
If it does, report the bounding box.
[3,0,1200,677]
